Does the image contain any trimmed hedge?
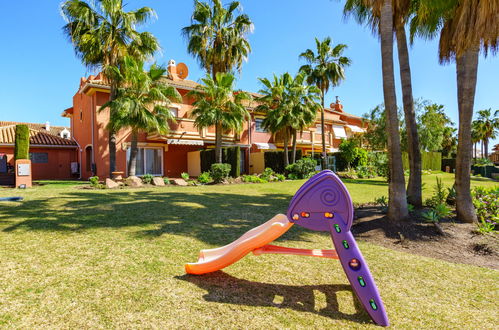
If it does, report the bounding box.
[471,165,499,178]
[200,147,241,177]
[402,151,442,171]
[14,124,30,160]
[264,150,302,174]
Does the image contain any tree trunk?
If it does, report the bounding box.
[320,93,327,170]
[283,128,289,167]
[108,85,118,177]
[396,23,422,208]
[455,49,479,223]
[481,140,484,158]
[128,129,138,177]
[215,123,223,163]
[291,129,297,164]
[380,0,408,221]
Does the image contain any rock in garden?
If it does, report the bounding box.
[172,178,188,186]
[127,176,143,187]
[152,177,165,186]
[105,178,119,189]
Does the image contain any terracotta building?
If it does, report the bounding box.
[62,61,366,179]
[0,121,78,184]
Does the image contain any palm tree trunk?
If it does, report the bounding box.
[396,23,422,207]
[380,0,408,221]
[215,123,223,163]
[484,138,488,158]
[455,48,479,223]
[474,142,477,159]
[320,92,327,170]
[291,129,297,164]
[108,85,118,177]
[481,140,484,158]
[128,129,138,177]
[283,128,289,168]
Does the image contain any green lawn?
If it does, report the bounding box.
[0,173,497,328]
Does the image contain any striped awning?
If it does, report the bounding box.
[332,125,347,139]
[254,142,277,150]
[167,139,204,146]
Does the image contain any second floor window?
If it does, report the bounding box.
[316,124,323,134]
[255,118,266,133]
[169,108,179,118]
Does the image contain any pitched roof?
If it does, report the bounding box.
[0,121,69,137]
[0,123,77,147]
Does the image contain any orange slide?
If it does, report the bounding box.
[185,214,293,275]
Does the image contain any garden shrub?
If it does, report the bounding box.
[142,174,154,184]
[197,172,212,184]
[425,177,447,207]
[14,124,30,160]
[356,165,377,178]
[285,157,316,179]
[210,163,231,183]
[181,172,190,181]
[367,152,388,178]
[89,176,100,186]
[163,177,170,185]
[242,174,267,183]
[275,173,286,182]
[472,186,498,234]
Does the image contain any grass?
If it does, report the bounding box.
[0,173,497,328]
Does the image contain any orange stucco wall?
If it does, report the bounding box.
[0,146,77,180]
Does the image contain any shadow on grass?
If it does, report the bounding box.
[342,178,388,186]
[0,190,315,245]
[177,271,371,324]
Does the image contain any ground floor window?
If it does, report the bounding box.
[29,152,49,164]
[126,147,163,176]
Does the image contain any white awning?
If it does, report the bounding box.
[167,139,204,146]
[346,125,366,133]
[328,147,339,153]
[332,125,347,139]
[254,142,277,150]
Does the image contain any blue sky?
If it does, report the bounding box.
[0,0,497,149]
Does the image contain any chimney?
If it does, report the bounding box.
[45,121,50,131]
[331,96,343,112]
[167,59,178,80]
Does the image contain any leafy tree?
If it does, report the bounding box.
[411,0,498,223]
[339,138,358,169]
[344,0,421,207]
[101,57,181,176]
[418,103,453,152]
[182,0,253,80]
[363,105,387,151]
[61,0,160,176]
[299,37,351,170]
[189,72,251,164]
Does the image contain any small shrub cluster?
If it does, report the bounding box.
[197,172,212,184]
[472,186,498,234]
[141,174,154,184]
[181,172,190,181]
[88,176,104,189]
[210,163,231,183]
[242,168,286,184]
[285,157,316,180]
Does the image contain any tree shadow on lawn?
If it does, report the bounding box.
[0,190,317,245]
[342,178,388,186]
[177,271,371,325]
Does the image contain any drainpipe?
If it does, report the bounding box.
[90,95,95,176]
[70,112,83,179]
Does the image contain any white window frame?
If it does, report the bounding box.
[169,108,179,118]
[126,147,164,176]
[316,124,323,134]
[254,118,266,133]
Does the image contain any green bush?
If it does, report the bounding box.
[367,152,388,178]
[142,174,154,184]
[163,177,170,185]
[472,186,498,234]
[210,163,231,183]
[285,157,316,179]
[275,173,286,182]
[197,172,212,184]
[14,124,30,160]
[356,165,377,178]
[242,174,267,183]
[181,172,190,181]
[425,177,447,207]
[89,176,100,186]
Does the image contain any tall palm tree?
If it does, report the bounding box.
[61,0,160,176]
[182,0,253,81]
[299,37,351,170]
[101,57,181,176]
[475,109,499,158]
[344,0,422,207]
[288,74,322,163]
[380,0,408,221]
[189,72,251,163]
[471,121,481,159]
[411,0,498,223]
[256,73,295,167]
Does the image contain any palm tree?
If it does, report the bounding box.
[344,0,422,207]
[182,0,253,81]
[379,0,409,221]
[299,37,351,170]
[61,0,160,176]
[475,109,499,158]
[411,0,498,223]
[256,73,295,167]
[288,74,322,163]
[101,57,181,176]
[189,72,251,163]
[471,121,481,159]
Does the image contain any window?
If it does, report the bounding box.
[29,152,48,164]
[316,124,322,134]
[169,108,179,118]
[126,147,163,176]
[255,118,266,132]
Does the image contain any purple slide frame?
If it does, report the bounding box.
[287,170,389,326]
